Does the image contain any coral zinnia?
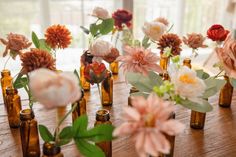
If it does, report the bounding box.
[183,33,207,49]
[20,48,56,74]
[112,9,132,30]
[116,46,162,76]
[158,33,182,56]
[113,93,185,157]
[45,24,72,49]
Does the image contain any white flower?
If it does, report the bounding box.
[89,39,112,57]
[29,68,81,109]
[142,21,167,41]
[169,66,206,102]
[91,7,110,20]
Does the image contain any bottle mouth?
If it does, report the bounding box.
[43,142,61,155]
[6,87,17,95]
[1,69,11,77]
[20,109,35,120]
[96,109,110,121]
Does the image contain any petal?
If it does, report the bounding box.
[123,107,141,121]
[134,131,145,151]
[160,120,185,135]
[144,132,158,156]
[113,122,137,137]
[151,131,170,154]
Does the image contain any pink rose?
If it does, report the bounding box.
[216,34,236,79]
[91,7,110,20]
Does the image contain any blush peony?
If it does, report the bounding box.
[142,21,167,41]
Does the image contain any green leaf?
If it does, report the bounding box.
[131,92,149,98]
[13,76,28,89]
[99,18,114,35]
[39,39,51,52]
[58,126,73,146]
[13,73,23,89]
[75,139,105,157]
[230,78,236,88]
[202,77,226,98]
[178,98,213,113]
[74,69,80,82]
[80,26,90,34]
[196,69,210,80]
[142,36,151,49]
[32,31,40,48]
[38,124,54,142]
[72,115,88,136]
[78,124,114,143]
[90,23,99,36]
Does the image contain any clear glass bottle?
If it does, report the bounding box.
[80,64,90,91]
[101,71,113,106]
[219,75,233,107]
[190,111,206,129]
[128,87,139,106]
[20,109,40,157]
[94,109,112,157]
[109,61,119,75]
[183,58,192,69]
[42,142,64,157]
[6,87,22,128]
[72,90,86,122]
[1,69,13,106]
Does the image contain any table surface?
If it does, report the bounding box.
[1,50,236,157]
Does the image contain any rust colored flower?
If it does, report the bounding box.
[0,33,31,59]
[207,24,229,42]
[117,46,162,76]
[112,9,132,30]
[20,48,56,74]
[158,33,182,56]
[103,48,120,63]
[183,33,207,49]
[45,24,72,49]
[155,17,169,26]
[84,62,107,84]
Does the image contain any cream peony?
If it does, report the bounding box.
[90,39,112,57]
[169,66,206,102]
[91,7,110,20]
[142,21,167,41]
[29,68,81,109]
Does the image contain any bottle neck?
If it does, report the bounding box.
[1,69,11,77]
[43,142,61,155]
[20,109,35,121]
[96,109,110,122]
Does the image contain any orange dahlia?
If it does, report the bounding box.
[45,24,71,49]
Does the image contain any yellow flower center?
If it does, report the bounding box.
[151,26,161,32]
[144,114,155,127]
[179,74,196,84]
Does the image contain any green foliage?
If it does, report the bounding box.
[13,74,28,89]
[142,36,151,48]
[73,69,81,86]
[171,55,180,63]
[32,31,40,48]
[38,39,51,52]
[58,126,74,146]
[230,78,236,88]
[80,26,90,34]
[153,81,174,97]
[196,69,210,80]
[38,125,54,142]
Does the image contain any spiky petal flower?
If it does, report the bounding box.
[183,33,207,49]
[45,24,72,49]
[112,9,132,30]
[0,33,31,59]
[157,33,182,56]
[20,48,56,74]
[113,93,185,157]
[117,46,162,76]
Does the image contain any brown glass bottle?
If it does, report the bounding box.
[128,87,139,106]
[183,58,192,69]
[109,61,119,75]
[94,109,112,157]
[6,87,22,128]
[20,109,40,157]
[219,75,233,107]
[72,90,86,122]
[160,55,169,72]
[190,111,206,129]
[80,65,90,91]
[162,73,170,81]
[101,71,113,106]
[42,142,64,157]
[1,69,13,106]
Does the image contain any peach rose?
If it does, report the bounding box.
[216,34,236,79]
[142,21,166,41]
[29,68,81,109]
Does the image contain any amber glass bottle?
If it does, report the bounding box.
[190,110,206,129]
[160,55,169,71]
[42,142,64,157]
[128,87,139,106]
[1,69,13,106]
[20,109,40,157]
[80,65,90,91]
[163,73,170,81]
[219,75,233,107]
[72,90,86,122]
[109,61,119,75]
[183,58,192,69]
[6,87,22,128]
[101,71,113,106]
[94,109,112,157]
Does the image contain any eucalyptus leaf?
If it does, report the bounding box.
[196,69,210,80]
[14,77,28,89]
[32,31,40,48]
[38,125,54,142]
[75,139,105,157]
[178,98,213,113]
[131,92,149,98]
[99,18,114,35]
[202,78,226,98]
[72,115,88,136]
[230,78,236,88]
[142,36,151,49]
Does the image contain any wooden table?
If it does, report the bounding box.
[1,71,236,157]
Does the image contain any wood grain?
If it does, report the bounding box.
[0,72,236,157]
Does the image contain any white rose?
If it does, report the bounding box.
[29,68,81,109]
[142,21,166,41]
[170,66,206,102]
[91,7,110,20]
[90,39,112,57]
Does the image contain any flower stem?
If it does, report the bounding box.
[97,83,102,105]
[166,24,174,33]
[26,74,34,109]
[214,70,224,78]
[115,31,120,48]
[3,56,10,70]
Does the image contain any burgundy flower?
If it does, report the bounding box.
[112,9,132,30]
[207,24,229,42]
[84,62,107,84]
